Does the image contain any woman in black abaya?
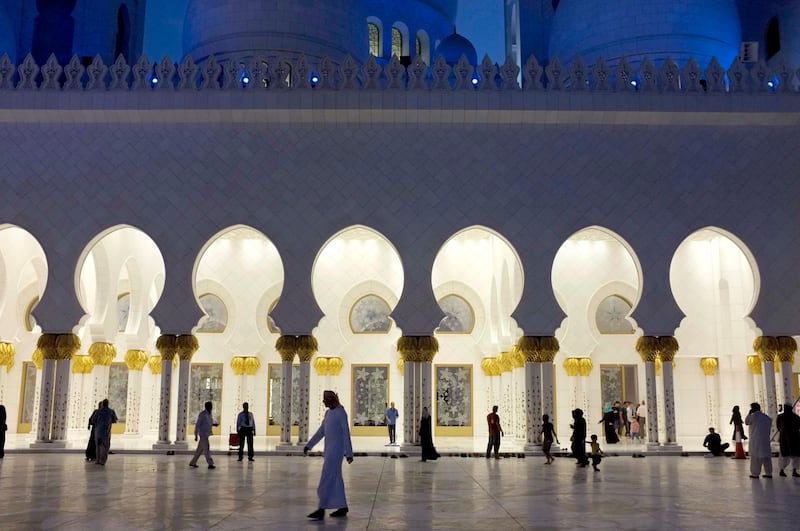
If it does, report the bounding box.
[419,407,439,461]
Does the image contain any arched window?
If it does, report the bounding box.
[416,37,422,57]
[368,22,380,57]
[350,294,392,333]
[437,294,474,333]
[392,27,403,58]
[595,295,634,334]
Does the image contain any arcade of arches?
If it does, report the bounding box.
[0,222,797,450]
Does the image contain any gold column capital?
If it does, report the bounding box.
[497,351,514,373]
[777,336,797,363]
[563,357,580,377]
[0,341,15,369]
[313,357,329,376]
[700,357,718,376]
[71,354,95,374]
[397,357,404,375]
[517,335,560,363]
[32,348,43,369]
[578,357,593,377]
[296,335,318,363]
[276,335,297,362]
[175,334,199,361]
[148,355,163,374]
[231,356,246,375]
[480,357,494,376]
[327,356,343,376]
[89,342,117,366]
[156,335,178,361]
[123,349,148,371]
[746,355,762,375]
[397,335,439,363]
[38,333,81,361]
[244,356,261,376]
[753,336,778,363]
[635,336,659,363]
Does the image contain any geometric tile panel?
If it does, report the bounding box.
[0,94,798,338]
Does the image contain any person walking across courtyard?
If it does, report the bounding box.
[541,414,559,465]
[486,405,504,459]
[189,401,216,469]
[305,390,354,520]
[93,399,118,466]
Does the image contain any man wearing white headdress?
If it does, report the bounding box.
[304,390,354,520]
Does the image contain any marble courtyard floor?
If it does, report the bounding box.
[1,450,800,530]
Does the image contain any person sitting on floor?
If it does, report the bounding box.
[703,427,730,456]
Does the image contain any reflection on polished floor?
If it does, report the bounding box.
[1,447,799,530]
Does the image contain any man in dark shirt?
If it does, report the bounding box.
[703,427,730,456]
[486,405,504,459]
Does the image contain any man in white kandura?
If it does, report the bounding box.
[304,390,354,520]
[745,402,773,479]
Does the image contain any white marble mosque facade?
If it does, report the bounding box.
[0,37,798,453]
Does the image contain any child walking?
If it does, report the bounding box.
[541,414,560,465]
[589,434,603,471]
[630,417,640,443]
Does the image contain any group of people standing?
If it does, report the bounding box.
[598,400,647,444]
[743,402,800,479]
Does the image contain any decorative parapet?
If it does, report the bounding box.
[0,51,797,94]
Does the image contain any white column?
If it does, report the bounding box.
[403,360,416,446]
[68,370,85,431]
[524,361,542,449]
[748,355,764,405]
[297,359,311,445]
[92,366,111,406]
[35,357,56,443]
[279,357,293,445]
[0,365,7,405]
[661,355,679,446]
[762,358,779,438]
[701,358,719,431]
[644,360,659,446]
[125,370,143,434]
[156,356,174,445]
[780,359,795,406]
[174,357,191,445]
[420,360,432,435]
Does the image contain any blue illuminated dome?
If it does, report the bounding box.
[183,0,368,64]
[434,30,478,65]
[549,0,742,69]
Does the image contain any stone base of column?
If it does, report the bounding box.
[29,441,68,449]
[644,442,683,455]
[171,441,189,450]
[152,442,174,450]
[276,441,295,448]
[400,443,419,452]
[524,443,543,453]
[296,440,308,447]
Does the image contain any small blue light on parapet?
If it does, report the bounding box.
[630,80,638,88]
[471,76,479,86]
[310,73,320,87]
[150,76,158,86]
